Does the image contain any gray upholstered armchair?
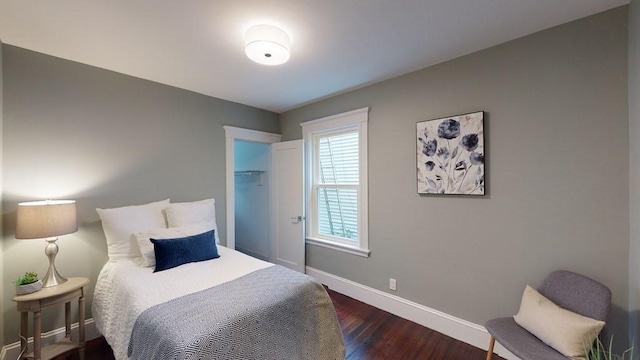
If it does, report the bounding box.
[485,270,611,360]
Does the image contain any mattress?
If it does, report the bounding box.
[92,246,345,359]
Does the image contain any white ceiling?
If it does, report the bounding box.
[0,0,629,113]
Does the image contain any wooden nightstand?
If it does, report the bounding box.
[11,277,89,360]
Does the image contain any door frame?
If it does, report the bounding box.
[224,126,282,250]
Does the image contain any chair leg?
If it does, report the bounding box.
[486,336,495,360]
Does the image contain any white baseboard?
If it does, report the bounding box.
[1,318,100,360]
[306,266,519,360]
[1,271,520,360]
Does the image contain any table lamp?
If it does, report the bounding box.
[15,200,78,287]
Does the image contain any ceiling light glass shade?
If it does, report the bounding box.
[245,24,290,66]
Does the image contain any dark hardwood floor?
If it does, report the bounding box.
[329,290,502,360]
[55,289,502,360]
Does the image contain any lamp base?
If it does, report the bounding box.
[42,267,67,288]
[42,237,67,288]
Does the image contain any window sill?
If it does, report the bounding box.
[306,237,370,258]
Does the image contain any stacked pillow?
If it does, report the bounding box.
[165,198,220,244]
[97,198,220,272]
[96,199,170,261]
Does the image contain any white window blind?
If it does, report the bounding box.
[316,131,359,240]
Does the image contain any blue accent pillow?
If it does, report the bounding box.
[151,229,219,272]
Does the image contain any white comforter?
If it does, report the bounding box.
[92,246,273,360]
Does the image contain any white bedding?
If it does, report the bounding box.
[92,246,273,360]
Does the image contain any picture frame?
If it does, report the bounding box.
[416,111,485,195]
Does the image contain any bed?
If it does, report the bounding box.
[92,198,345,360]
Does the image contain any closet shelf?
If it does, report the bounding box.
[234,170,265,186]
[234,170,265,176]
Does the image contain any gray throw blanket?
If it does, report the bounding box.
[128,265,346,360]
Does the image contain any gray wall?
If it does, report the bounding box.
[281,7,631,346]
[1,45,279,345]
[629,0,640,344]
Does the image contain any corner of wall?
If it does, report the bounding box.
[629,0,640,346]
[0,37,6,348]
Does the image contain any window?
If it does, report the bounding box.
[301,108,369,257]
[317,130,359,240]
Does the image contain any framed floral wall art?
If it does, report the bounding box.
[416,111,485,195]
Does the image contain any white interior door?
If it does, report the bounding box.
[270,140,305,273]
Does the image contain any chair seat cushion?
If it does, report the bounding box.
[485,317,568,360]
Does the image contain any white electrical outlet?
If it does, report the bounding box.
[389,278,397,291]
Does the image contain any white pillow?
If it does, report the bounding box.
[165,198,220,244]
[133,224,212,267]
[513,285,605,359]
[96,199,170,261]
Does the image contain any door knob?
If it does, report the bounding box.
[290,215,304,223]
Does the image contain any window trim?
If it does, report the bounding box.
[301,107,370,257]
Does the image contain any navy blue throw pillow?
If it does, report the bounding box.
[151,229,219,272]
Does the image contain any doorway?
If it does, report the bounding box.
[234,140,270,260]
[224,126,305,271]
[223,126,281,257]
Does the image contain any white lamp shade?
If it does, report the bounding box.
[16,200,78,239]
[245,24,290,65]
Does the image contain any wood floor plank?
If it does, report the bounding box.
[53,288,502,360]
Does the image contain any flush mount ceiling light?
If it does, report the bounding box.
[245,24,290,66]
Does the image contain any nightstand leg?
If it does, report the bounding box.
[19,312,28,360]
[65,302,71,339]
[34,310,42,360]
[79,290,86,360]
